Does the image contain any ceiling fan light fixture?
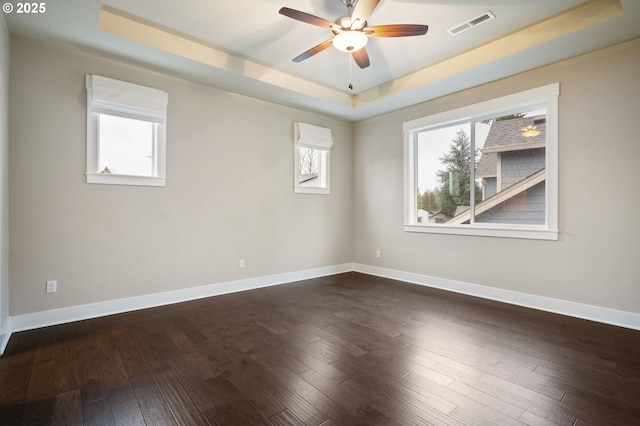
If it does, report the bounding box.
[333,30,368,52]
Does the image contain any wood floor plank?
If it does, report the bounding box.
[140,403,177,426]
[221,359,288,419]
[299,368,403,426]
[51,389,83,426]
[22,356,57,424]
[153,368,208,425]
[117,344,168,412]
[255,352,361,425]
[561,391,640,425]
[472,372,577,425]
[203,401,272,426]
[341,377,463,426]
[1,272,639,425]
[165,353,223,412]
[484,360,568,401]
[228,358,328,426]
[53,340,84,394]
[269,408,305,426]
[82,395,115,426]
[447,379,525,420]
[108,387,146,426]
[100,342,146,425]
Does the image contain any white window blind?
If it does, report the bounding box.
[86,75,167,123]
[293,122,333,195]
[295,122,333,150]
[85,75,168,187]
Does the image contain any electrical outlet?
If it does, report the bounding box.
[239,259,246,269]
[46,280,57,293]
[376,250,381,258]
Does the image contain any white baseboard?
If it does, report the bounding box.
[3,261,638,356]
[0,317,10,355]
[8,263,354,336]
[353,263,640,331]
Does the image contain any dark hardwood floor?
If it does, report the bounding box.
[1,272,639,425]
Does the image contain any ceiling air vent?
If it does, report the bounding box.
[448,11,495,36]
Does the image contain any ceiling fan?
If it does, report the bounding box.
[279,0,429,70]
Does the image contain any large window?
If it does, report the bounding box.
[86,75,168,187]
[404,83,559,240]
[294,122,333,195]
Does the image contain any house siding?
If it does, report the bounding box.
[483,177,497,199]
[476,147,546,224]
[500,148,545,190]
[476,181,546,225]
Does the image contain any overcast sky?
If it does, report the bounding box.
[417,122,490,192]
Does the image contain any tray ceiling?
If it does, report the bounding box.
[5,0,640,120]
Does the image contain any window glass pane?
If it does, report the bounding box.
[98,114,156,177]
[474,109,547,225]
[404,83,558,239]
[298,147,320,187]
[416,123,474,224]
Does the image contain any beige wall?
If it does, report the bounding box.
[0,16,9,333]
[8,35,640,320]
[353,38,640,314]
[9,37,353,316]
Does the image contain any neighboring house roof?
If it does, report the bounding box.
[476,152,497,178]
[481,115,546,154]
[476,115,546,177]
[447,168,546,224]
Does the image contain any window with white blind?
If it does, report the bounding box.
[294,122,333,195]
[86,75,168,187]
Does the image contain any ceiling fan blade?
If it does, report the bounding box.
[366,24,429,37]
[350,0,380,30]
[279,7,336,30]
[292,39,333,63]
[352,47,370,69]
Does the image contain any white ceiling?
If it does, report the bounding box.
[5,0,640,121]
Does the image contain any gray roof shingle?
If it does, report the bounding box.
[483,115,546,151]
[476,115,546,177]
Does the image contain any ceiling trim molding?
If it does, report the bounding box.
[98,6,353,109]
[95,0,625,121]
[354,0,623,109]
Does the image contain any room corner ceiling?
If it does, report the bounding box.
[4,0,640,121]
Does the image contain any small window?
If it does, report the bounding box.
[404,83,559,240]
[294,122,333,194]
[86,75,168,187]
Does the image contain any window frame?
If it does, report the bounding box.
[293,122,333,195]
[403,83,559,240]
[86,75,168,187]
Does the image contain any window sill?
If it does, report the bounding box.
[86,173,166,187]
[294,186,330,195]
[404,224,558,240]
